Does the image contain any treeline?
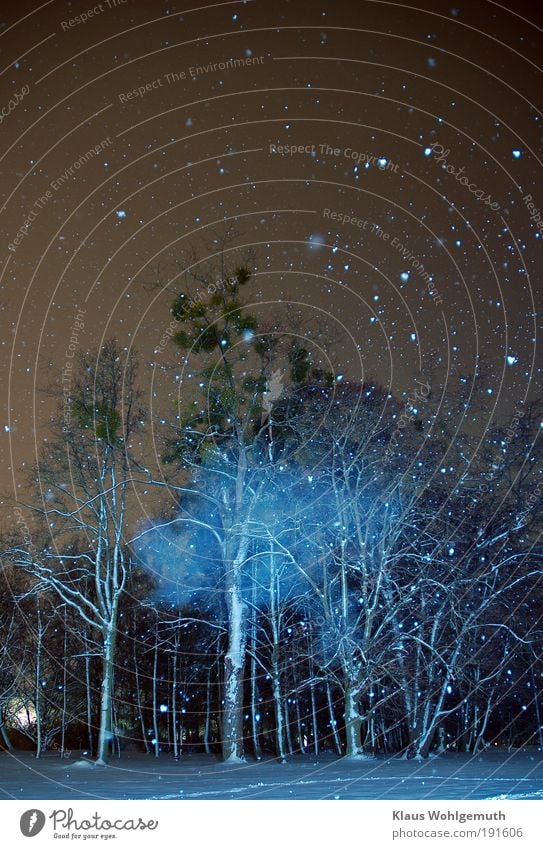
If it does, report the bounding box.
[2,253,543,763]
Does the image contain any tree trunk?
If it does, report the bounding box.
[83,633,94,755]
[250,573,262,760]
[271,657,286,762]
[474,689,495,752]
[327,682,342,755]
[344,683,363,758]
[178,671,186,756]
[307,628,319,756]
[310,677,319,756]
[112,699,121,757]
[0,712,13,751]
[295,690,306,753]
[152,626,160,758]
[410,660,461,760]
[95,621,117,765]
[221,584,247,762]
[204,666,212,755]
[133,634,150,754]
[35,603,43,759]
[407,697,434,760]
[172,646,179,760]
[531,668,543,751]
[60,607,67,757]
[284,695,294,756]
[250,657,261,759]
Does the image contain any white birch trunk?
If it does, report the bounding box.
[95,621,117,765]
[35,603,43,759]
[272,670,286,761]
[221,585,247,762]
[344,684,365,758]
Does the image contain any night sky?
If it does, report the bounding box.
[1,0,542,517]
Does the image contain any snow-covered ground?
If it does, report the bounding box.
[1,750,542,800]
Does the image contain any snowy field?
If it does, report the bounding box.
[1,750,542,800]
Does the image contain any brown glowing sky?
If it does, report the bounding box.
[1,0,542,515]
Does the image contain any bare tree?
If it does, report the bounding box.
[6,341,146,764]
